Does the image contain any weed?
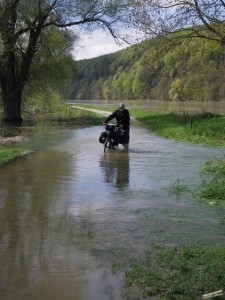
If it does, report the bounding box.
[200,157,225,176]
[170,179,189,194]
[198,157,225,206]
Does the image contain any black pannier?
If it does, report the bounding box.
[99,131,108,144]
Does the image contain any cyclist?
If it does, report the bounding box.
[102,103,130,151]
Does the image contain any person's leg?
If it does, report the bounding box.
[122,143,129,151]
[121,127,130,151]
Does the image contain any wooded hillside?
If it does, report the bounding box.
[71,36,225,102]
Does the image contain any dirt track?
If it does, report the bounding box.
[72,106,110,117]
[72,106,134,120]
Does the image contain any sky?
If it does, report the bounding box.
[72,30,132,61]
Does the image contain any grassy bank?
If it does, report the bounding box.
[130,109,225,147]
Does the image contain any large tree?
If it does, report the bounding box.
[0,0,134,124]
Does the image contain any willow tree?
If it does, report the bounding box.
[0,0,134,124]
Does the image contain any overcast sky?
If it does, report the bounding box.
[72,30,132,61]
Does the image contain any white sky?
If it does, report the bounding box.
[72,30,133,61]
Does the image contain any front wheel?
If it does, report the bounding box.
[104,136,110,152]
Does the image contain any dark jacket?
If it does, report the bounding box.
[104,109,130,130]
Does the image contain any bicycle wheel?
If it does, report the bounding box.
[104,136,110,152]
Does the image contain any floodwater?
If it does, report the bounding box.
[0,123,225,300]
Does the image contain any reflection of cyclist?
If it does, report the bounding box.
[100,152,130,190]
[102,103,130,151]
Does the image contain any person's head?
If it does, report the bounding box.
[118,102,125,110]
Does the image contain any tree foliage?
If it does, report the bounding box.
[71,35,225,102]
[23,27,76,112]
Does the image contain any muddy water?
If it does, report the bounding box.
[0,124,225,300]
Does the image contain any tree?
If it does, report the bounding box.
[0,0,134,124]
[169,79,184,101]
[23,27,76,108]
[134,1,225,44]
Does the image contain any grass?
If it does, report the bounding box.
[0,148,31,165]
[169,178,190,194]
[197,157,225,206]
[123,245,225,299]
[129,109,225,147]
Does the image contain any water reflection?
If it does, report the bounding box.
[99,151,130,190]
[1,125,225,300]
[0,150,80,298]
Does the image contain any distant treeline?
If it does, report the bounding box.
[71,35,225,102]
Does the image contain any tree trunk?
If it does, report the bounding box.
[1,81,23,125]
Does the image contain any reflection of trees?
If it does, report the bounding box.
[0,150,89,298]
[100,152,130,190]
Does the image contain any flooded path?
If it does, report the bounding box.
[0,123,225,300]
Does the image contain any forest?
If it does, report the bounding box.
[71,34,225,103]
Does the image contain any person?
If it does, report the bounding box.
[102,103,130,151]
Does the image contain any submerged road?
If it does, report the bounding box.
[0,117,225,300]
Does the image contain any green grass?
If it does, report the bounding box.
[200,157,225,176]
[0,148,31,165]
[197,157,225,205]
[170,178,190,194]
[124,245,225,299]
[129,109,225,147]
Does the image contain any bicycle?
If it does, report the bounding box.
[99,123,124,152]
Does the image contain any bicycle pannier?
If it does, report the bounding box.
[99,131,108,144]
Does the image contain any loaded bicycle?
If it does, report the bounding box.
[99,123,124,152]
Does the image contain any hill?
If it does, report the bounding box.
[71,36,225,102]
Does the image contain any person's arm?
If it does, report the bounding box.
[103,110,117,124]
[124,110,130,125]
[127,110,130,122]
